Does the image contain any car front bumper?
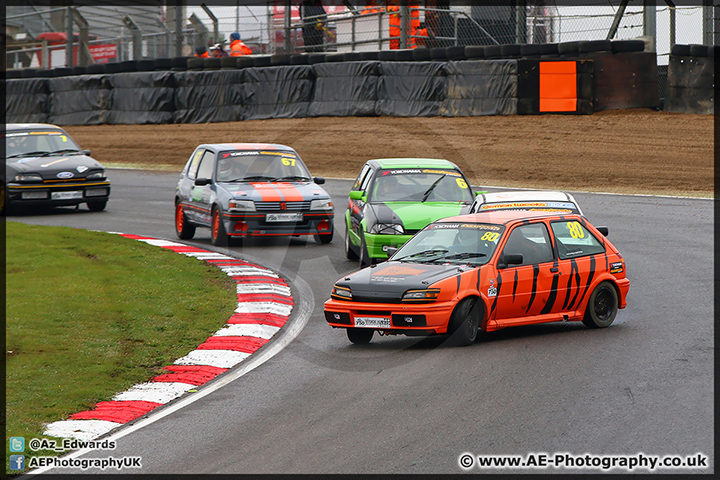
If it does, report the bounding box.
[7,181,111,208]
[324,297,456,335]
[364,232,413,260]
[223,211,334,237]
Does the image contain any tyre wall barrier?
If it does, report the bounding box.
[48,74,113,125]
[6,77,49,123]
[664,45,714,114]
[308,61,381,117]
[441,59,518,116]
[174,70,246,124]
[244,65,314,120]
[376,61,448,117]
[6,41,680,125]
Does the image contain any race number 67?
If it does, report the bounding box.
[282,158,296,166]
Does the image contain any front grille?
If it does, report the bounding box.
[255,201,311,212]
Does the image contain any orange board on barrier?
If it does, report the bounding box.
[539,61,577,112]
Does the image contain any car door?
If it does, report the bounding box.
[179,149,204,223]
[549,218,609,315]
[348,163,374,246]
[494,221,562,326]
[188,149,216,226]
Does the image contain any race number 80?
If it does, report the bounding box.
[567,221,585,239]
[481,231,499,242]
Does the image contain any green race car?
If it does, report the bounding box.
[345,158,475,266]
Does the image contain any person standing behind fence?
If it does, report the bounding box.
[300,0,326,52]
[194,45,210,58]
[209,43,229,57]
[229,32,252,56]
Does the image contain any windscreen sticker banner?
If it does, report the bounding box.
[480,202,576,210]
[221,151,297,158]
[381,169,462,177]
[7,131,63,137]
[426,223,502,231]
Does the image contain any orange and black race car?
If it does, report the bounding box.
[324,210,629,346]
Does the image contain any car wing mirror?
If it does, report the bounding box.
[314,177,325,185]
[385,247,398,258]
[349,190,364,201]
[194,177,211,186]
[498,253,523,269]
[596,226,609,236]
[82,149,92,156]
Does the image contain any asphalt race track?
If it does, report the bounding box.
[10,169,714,474]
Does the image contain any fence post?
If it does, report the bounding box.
[65,6,74,67]
[515,0,527,44]
[643,1,656,52]
[702,0,714,45]
[41,39,49,69]
[72,7,93,66]
[284,0,292,54]
[400,3,409,49]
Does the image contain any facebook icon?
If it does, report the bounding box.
[10,455,25,470]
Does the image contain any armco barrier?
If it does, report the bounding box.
[8,40,702,125]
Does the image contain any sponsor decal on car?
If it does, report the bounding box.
[610,262,624,274]
[77,166,88,173]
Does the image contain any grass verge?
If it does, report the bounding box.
[5,222,236,475]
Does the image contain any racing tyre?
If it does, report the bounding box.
[347,328,374,345]
[87,201,107,212]
[448,298,480,346]
[345,225,359,260]
[359,233,371,268]
[582,281,618,328]
[315,224,333,244]
[175,202,196,240]
[211,207,229,246]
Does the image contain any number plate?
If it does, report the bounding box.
[266,213,303,222]
[354,316,391,328]
[51,191,83,200]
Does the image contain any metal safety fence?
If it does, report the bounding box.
[6,2,717,100]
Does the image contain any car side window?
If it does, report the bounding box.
[551,220,605,259]
[501,223,554,266]
[196,150,215,180]
[187,149,204,180]
[352,164,371,191]
[360,166,374,193]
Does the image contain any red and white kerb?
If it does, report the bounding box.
[43,234,293,441]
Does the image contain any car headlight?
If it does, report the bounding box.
[331,285,352,301]
[401,289,440,303]
[86,170,105,180]
[14,173,43,182]
[228,200,255,212]
[310,199,333,211]
[369,223,404,235]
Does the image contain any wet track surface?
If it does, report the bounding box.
[9,169,714,474]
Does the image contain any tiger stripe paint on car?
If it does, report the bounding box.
[325,210,629,346]
[175,143,334,246]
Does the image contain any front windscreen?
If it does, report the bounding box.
[6,130,82,159]
[370,169,473,203]
[216,150,312,182]
[392,222,505,266]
